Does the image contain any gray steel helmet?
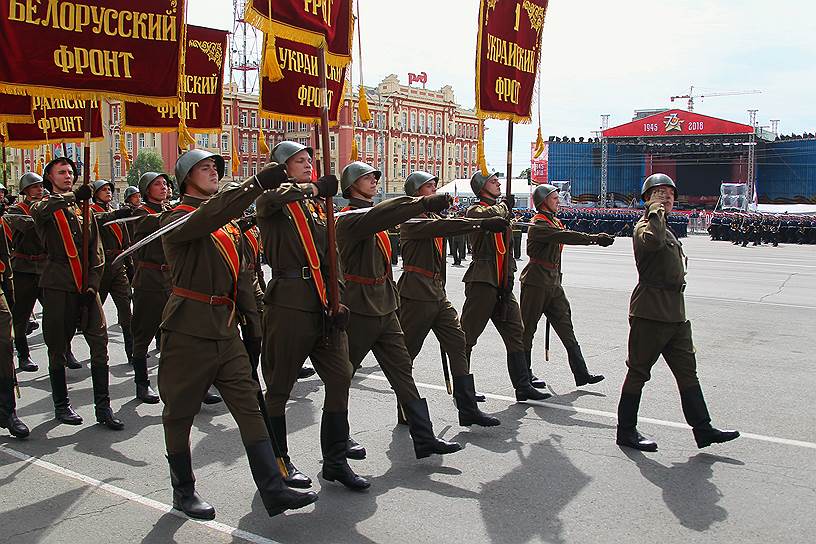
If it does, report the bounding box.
[92,179,114,195]
[43,157,78,192]
[532,183,559,210]
[271,140,313,165]
[19,172,44,193]
[404,171,438,196]
[123,186,140,200]
[0,183,5,192]
[641,173,677,200]
[470,170,496,195]
[138,171,170,195]
[175,149,225,192]
[341,161,381,197]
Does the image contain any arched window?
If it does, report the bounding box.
[410,111,417,132]
[366,135,374,154]
[419,113,425,133]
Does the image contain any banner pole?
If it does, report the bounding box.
[503,120,514,291]
[81,102,91,293]
[318,45,340,315]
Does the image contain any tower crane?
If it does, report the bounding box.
[670,86,762,112]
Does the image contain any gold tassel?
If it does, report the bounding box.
[120,131,131,168]
[93,155,99,180]
[232,134,241,176]
[534,126,545,158]
[36,155,44,174]
[45,145,52,163]
[177,121,196,150]
[262,34,283,83]
[349,137,359,161]
[477,120,488,176]
[258,127,270,157]
[358,85,371,123]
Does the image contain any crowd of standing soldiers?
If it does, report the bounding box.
[708,213,816,246]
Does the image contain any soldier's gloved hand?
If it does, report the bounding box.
[422,193,452,213]
[313,175,339,198]
[73,184,93,202]
[113,207,133,219]
[330,303,350,331]
[5,194,17,205]
[80,288,97,309]
[481,216,510,233]
[596,233,615,247]
[236,214,256,232]
[504,194,516,210]
[255,162,288,190]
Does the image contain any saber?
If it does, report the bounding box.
[441,346,452,395]
[111,211,194,268]
[102,215,142,227]
[545,318,550,361]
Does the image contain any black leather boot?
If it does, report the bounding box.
[167,452,216,520]
[65,348,82,369]
[402,398,463,459]
[245,439,318,516]
[268,415,312,488]
[680,385,740,448]
[202,387,222,405]
[464,345,486,402]
[132,356,159,404]
[525,351,547,389]
[346,436,367,460]
[17,353,38,373]
[320,411,370,490]
[0,378,30,438]
[297,365,316,379]
[453,374,500,427]
[507,352,551,401]
[123,328,134,365]
[616,391,657,451]
[91,364,124,430]
[566,345,604,386]
[50,366,82,425]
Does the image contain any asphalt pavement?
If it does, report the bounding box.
[1,235,814,544]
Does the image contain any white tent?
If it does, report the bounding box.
[438,178,533,208]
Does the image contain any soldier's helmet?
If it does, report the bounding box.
[270,140,313,165]
[641,173,677,200]
[404,171,438,196]
[91,179,115,196]
[138,171,171,195]
[340,161,381,198]
[123,186,140,200]
[42,157,78,192]
[175,149,225,193]
[532,183,559,210]
[470,170,497,195]
[19,172,44,193]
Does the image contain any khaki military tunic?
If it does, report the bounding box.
[0,220,13,380]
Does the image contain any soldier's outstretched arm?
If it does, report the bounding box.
[634,202,667,251]
[338,196,426,239]
[528,222,598,246]
[255,182,312,218]
[3,211,35,233]
[466,201,510,220]
[400,216,479,240]
[30,191,77,223]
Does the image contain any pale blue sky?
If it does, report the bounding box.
[188,0,816,171]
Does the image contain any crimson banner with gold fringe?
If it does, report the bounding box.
[259,37,346,125]
[0,0,186,107]
[475,0,548,123]
[123,25,227,134]
[3,97,103,148]
[0,94,33,124]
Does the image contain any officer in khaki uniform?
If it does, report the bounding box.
[89,180,134,364]
[617,173,740,452]
[158,149,316,520]
[337,161,462,459]
[520,183,611,388]
[398,171,503,428]
[256,141,368,492]
[5,173,47,372]
[460,171,549,402]
[32,157,123,430]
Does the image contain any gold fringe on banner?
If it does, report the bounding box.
[477,119,488,176]
[4,135,104,149]
[534,126,544,158]
[0,83,180,110]
[45,144,52,163]
[357,85,371,123]
[177,120,196,150]
[349,137,358,162]
[93,155,99,180]
[262,34,284,83]
[258,127,270,157]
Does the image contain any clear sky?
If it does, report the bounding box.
[188,0,816,172]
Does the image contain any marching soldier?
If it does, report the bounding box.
[617,174,739,452]
[89,180,134,364]
[337,161,463,459]
[4,173,47,372]
[520,184,611,388]
[398,171,503,428]
[460,172,549,402]
[32,157,123,430]
[158,149,316,520]
[256,141,368,492]
[123,185,141,208]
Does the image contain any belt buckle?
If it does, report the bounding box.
[301,266,312,280]
[209,295,218,305]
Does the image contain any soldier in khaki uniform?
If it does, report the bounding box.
[460,172,549,402]
[32,158,123,430]
[520,184,611,388]
[337,161,462,459]
[398,171,503,428]
[617,174,740,452]
[256,141,368,492]
[158,149,316,520]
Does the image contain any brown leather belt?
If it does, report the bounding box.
[344,273,387,285]
[12,252,47,261]
[403,264,441,280]
[172,286,233,306]
[271,267,311,280]
[138,261,170,271]
[529,257,559,270]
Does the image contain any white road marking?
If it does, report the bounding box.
[357,373,816,450]
[0,445,282,544]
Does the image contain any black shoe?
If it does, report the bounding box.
[50,366,82,424]
[453,374,500,427]
[346,437,367,460]
[616,427,658,452]
[96,407,124,430]
[65,350,82,369]
[567,345,605,387]
[680,385,740,448]
[55,404,83,425]
[167,452,216,520]
[2,411,30,438]
[402,398,463,459]
[616,391,656,451]
[136,383,160,404]
[530,374,547,389]
[245,439,318,517]
[0,379,30,438]
[283,460,312,488]
[266,414,312,488]
[693,428,740,448]
[26,320,39,335]
[202,389,222,405]
[297,366,316,380]
[17,355,38,372]
[321,411,370,491]
[508,352,551,401]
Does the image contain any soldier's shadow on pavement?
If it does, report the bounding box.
[622,449,744,531]
[0,486,89,544]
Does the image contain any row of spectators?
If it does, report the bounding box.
[708,213,816,245]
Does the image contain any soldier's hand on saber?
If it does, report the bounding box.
[73,183,93,202]
[255,162,289,190]
[328,303,350,331]
[596,233,615,247]
[313,174,339,198]
[422,193,452,213]
[236,214,257,232]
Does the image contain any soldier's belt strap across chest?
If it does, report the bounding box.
[172,286,234,306]
[529,257,559,270]
[12,252,47,261]
[344,273,388,285]
[639,281,686,293]
[403,264,441,280]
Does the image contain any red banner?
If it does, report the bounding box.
[475,0,548,122]
[602,109,755,138]
[0,94,33,123]
[530,141,548,184]
[259,37,346,125]
[0,0,185,107]
[3,97,103,148]
[123,25,227,134]
[244,0,353,67]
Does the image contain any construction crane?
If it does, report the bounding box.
[670,86,762,112]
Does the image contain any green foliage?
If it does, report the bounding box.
[126,150,168,187]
